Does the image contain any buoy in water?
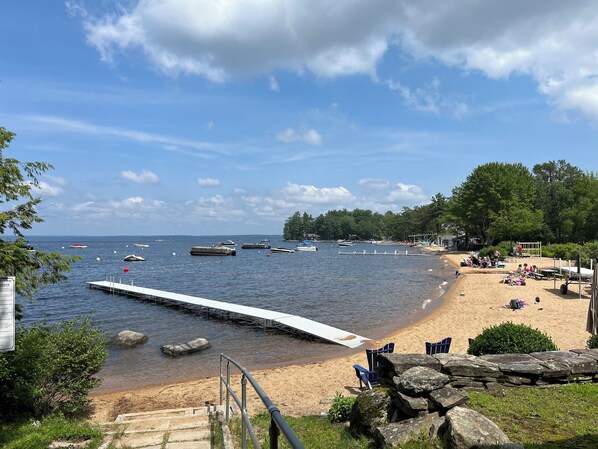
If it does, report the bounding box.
[96,257,101,261]
[124,267,129,273]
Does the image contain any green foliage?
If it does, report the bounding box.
[0,318,108,420]
[447,162,542,245]
[467,322,558,356]
[0,126,78,301]
[587,335,598,349]
[542,243,582,260]
[327,392,356,423]
[0,414,103,449]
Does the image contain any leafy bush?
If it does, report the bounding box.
[467,322,558,356]
[327,392,356,423]
[587,334,598,349]
[0,317,108,420]
[542,243,582,261]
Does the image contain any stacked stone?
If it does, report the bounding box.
[378,349,598,390]
[349,349,598,448]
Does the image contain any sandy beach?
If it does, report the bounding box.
[89,251,593,422]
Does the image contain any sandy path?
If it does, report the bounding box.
[90,252,593,422]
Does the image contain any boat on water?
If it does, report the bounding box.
[295,241,318,252]
[190,245,236,256]
[217,240,236,247]
[270,247,295,253]
[133,243,149,248]
[338,241,354,247]
[123,254,146,262]
[241,240,271,249]
[70,244,87,249]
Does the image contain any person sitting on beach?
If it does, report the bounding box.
[517,264,523,274]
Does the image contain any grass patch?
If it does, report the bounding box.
[0,415,103,449]
[468,384,598,449]
[231,413,371,449]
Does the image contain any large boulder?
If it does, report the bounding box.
[110,330,148,347]
[161,337,211,356]
[395,366,450,395]
[380,353,441,377]
[443,406,510,449]
[374,413,444,448]
[349,389,392,436]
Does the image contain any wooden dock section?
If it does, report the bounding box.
[87,280,370,348]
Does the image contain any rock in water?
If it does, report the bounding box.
[110,330,148,347]
[161,337,211,356]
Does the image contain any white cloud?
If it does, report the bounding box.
[31,181,64,197]
[269,75,279,92]
[121,169,160,184]
[387,183,427,202]
[281,182,354,205]
[71,196,165,221]
[276,128,322,146]
[358,178,390,190]
[197,177,221,187]
[73,0,598,121]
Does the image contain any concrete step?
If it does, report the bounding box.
[102,405,225,449]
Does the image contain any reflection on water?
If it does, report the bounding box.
[20,236,450,392]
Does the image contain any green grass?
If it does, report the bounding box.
[468,384,598,449]
[230,384,598,449]
[0,415,103,449]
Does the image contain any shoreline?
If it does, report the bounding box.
[89,251,592,422]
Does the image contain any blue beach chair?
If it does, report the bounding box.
[353,342,395,389]
[425,337,452,355]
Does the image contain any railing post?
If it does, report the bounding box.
[269,417,280,449]
[241,375,247,449]
[226,361,231,422]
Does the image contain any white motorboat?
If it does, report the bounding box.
[123,254,146,262]
[133,243,149,248]
[270,247,295,253]
[338,241,354,247]
[217,240,236,247]
[295,242,317,252]
[70,244,87,249]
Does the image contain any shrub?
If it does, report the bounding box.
[0,317,108,420]
[587,334,598,349]
[467,322,558,356]
[327,392,356,423]
[542,243,581,261]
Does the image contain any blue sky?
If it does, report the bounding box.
[2,1,598,236]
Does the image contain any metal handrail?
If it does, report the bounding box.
[219,353,305,449]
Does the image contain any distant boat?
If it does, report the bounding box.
[190,245,236,256]
[70,244,87,249]
[338,241,354,247]
[123,254,146,262]
[133,243,149,248]
[270,247,295,253]
[241,240,271,249]
[295,242,317,252]
[217,240,236,247]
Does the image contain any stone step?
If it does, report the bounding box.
[102,405,225,449]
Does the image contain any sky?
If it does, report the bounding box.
[2,1,598,236]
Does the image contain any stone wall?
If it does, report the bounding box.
[377,348,598,389]
[349,349,598,448]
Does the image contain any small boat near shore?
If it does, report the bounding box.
[295,242,318,252]
[270,247,295,253]
[133,243,149,248]
[190,245,236,256]
[70,244,87,249]
[338,241,354,247]
[241,240,271,249]
[123,254,146,262]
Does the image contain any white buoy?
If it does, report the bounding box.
[172,252,176,256]
[96,257,101,261]
[114,250,117,254]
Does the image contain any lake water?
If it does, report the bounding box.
[19,235,451,392]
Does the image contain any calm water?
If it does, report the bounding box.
[19,235,451,392]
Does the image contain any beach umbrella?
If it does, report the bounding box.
[586,264,598,335]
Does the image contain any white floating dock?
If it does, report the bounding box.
[338,250,433,256]
[87,280,370,348]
